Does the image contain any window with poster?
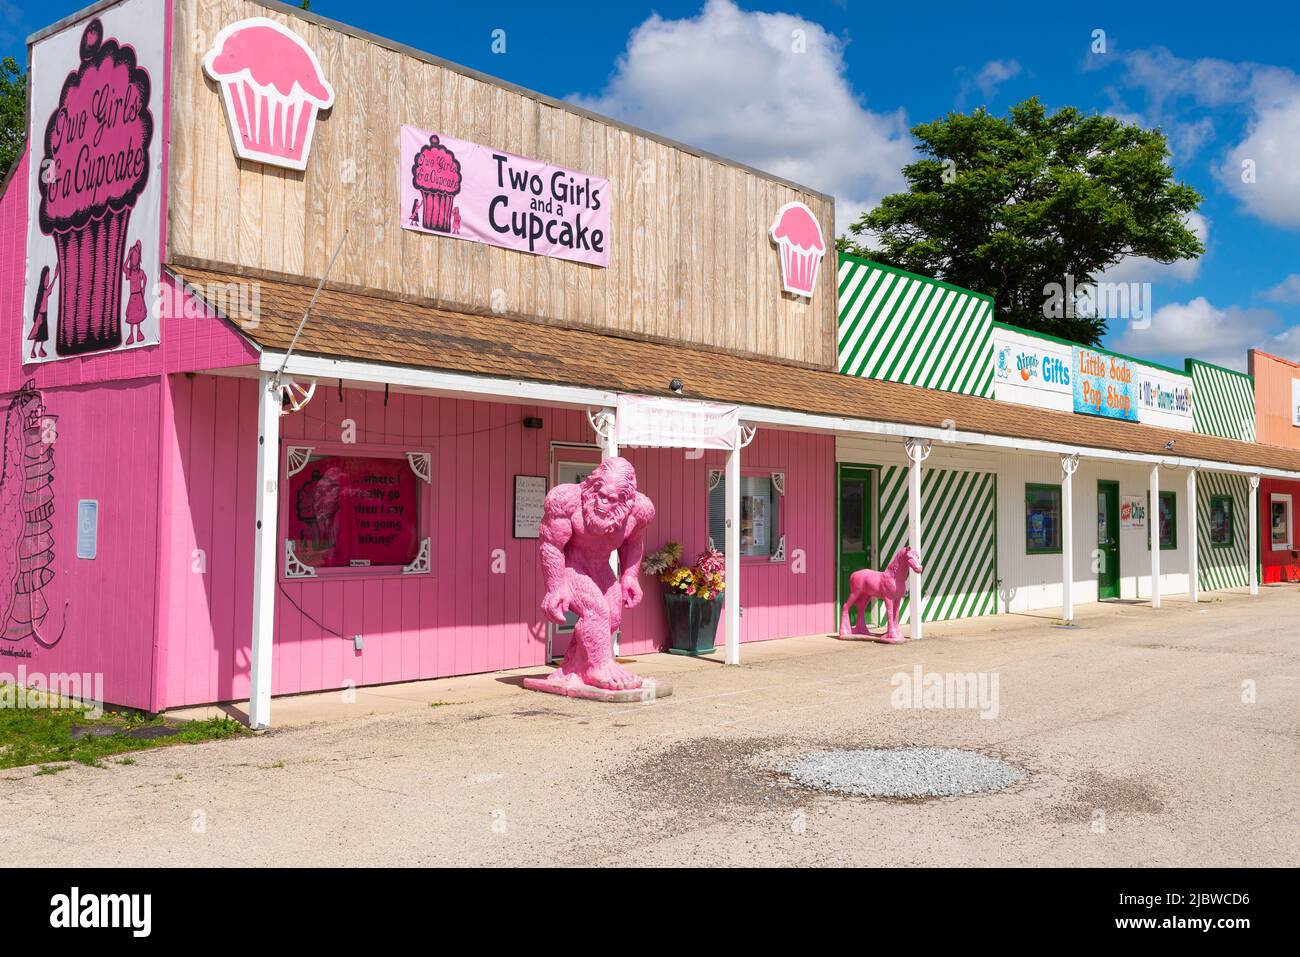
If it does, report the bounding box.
[1025,483,1062,554]
[1209,495,1234,548]
[281,444,432,578]
[1145,490,1177,550]
[1270,493,1293,551]
[707,469,785,561]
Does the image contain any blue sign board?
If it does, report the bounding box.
[1072,346,1137,422]
[76,500,98,560]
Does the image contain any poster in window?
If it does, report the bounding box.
[1272,500,1290,547]
[1026,488,1059,550]
[1210,498,1232,545]
[1157,493,1175,548]
[287,456,419,568]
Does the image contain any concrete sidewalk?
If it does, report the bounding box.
[167,588,1258,727]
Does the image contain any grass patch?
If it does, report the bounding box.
[0,684,248,770]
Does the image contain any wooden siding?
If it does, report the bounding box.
[167,0,837,369]
[1249,350,1300,450]
[158,375,835,707]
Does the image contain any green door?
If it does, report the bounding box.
[1097,480,1120,600]
[837,465,875,629]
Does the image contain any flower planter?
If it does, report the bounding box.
[663,591,721,656]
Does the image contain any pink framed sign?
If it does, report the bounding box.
[399,124,610,267]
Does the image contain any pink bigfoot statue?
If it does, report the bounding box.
[839,546,924,644]
[537,457,655,691]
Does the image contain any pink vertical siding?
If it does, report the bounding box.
[157,377,836,707]
[0,379,162,710]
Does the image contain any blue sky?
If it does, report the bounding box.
[8,0,1300,370]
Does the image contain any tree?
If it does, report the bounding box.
[0,57,26,181]
[840,98,1204,344]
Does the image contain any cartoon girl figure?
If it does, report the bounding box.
[409,198,420,226]
[28,264,58,360]
[122,240,148,345]
[451,207,461,234]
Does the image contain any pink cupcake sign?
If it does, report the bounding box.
[770,202,826,298]
[203,18,335,172]
[23,1,165,363]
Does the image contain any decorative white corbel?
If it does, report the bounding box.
[1061,452,1080,478]
[771,471,786,496]
[708,469,723,491]
[277,379,317,416]
[284,540,316,578]
[903,437,933,464]
[406,451,431,484]
[402,537,431,575]
[771,534,786,563]
[738,425,757,449]
[285,446,315,478]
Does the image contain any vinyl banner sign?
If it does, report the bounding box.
[1073,346,1137,422]
[399,125,610,267]
[23,0,165,363]
[992,327,1073,412]
[1136,365,1194,431]
[615,395,740,450]
[1120,496,1146,529]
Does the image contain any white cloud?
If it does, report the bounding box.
[1263,273,1300,304]
[1100,210,1208,285]
[972,59,1022,101]
[1219,69,1300,227]
[1099,46,1300,228]
[570,0,913,238]
[1113,296,1280,371]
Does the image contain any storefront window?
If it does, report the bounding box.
[286,453,423,571]
[1025,484,1062,554]
[708,470,784,559]
[1145,490,1177,550]
[1271,494,1293,551]
[1209,495,1234,548]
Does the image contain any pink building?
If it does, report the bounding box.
[0,0,837,722]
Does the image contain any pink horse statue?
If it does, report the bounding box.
[839,547,924,644]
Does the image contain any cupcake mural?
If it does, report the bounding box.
[411,135,463,232]
[203,18,335,171]
[769,202,826,298]
[37,18,153,357]
[0,382,64,648]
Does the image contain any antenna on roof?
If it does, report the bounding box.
[271,228,349,401]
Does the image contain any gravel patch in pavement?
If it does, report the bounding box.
[784,747,1027,798]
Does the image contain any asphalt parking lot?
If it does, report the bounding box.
[3,587,1297,867]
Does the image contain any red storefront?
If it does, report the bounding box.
[1250,350,1300,582]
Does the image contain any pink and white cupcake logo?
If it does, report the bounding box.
[411,135,463,233]
[203,17,335,171]
[37,17,152,357]
[769,202,825,298]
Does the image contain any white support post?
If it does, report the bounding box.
[905,438,931,639]
[724,432,742,665]
[1150,464,1161,609]
[1187,469,1199,605]
[249,373,282,729]
[588,408,620,654]
[1249,475,1261,596]
[1061,454,1079,622]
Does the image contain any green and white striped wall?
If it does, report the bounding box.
[1197,472,1250,592]
[838,254,995,398]
[875,464,998,624]
[1188,360,1256,442]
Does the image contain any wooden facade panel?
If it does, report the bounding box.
[168,0,836,368]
